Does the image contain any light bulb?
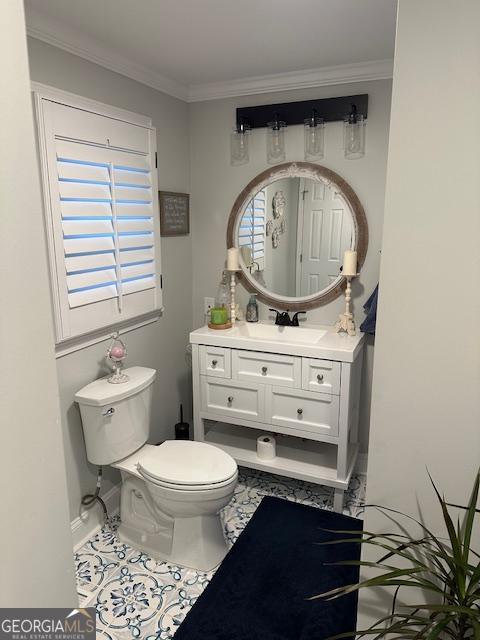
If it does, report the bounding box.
[230,122,250,166]
[344,108,365,159]
[304,115,325,160]
[266,118,286,164]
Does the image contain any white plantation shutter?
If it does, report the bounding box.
[55,141,156,309]
[36,94,162,346]
[239,189,266,270]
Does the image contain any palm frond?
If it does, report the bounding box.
[312,469,480,640]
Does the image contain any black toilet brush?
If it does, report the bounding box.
[174,404,190,440]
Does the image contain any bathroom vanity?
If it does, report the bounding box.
[191,161,369,511]
[190,322,364,511]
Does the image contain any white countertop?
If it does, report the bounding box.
[190,321,364,362]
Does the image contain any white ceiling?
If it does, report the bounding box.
[24,0,397,102]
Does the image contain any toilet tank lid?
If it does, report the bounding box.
[74,367,156,406]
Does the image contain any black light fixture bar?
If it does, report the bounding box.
[236,94,368,130]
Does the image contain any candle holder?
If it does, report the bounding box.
[228,270,240,325]
[334,275,357,336]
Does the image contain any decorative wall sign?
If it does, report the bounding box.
[159,191,190,236]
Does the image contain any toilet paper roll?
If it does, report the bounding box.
[257,434,276,460]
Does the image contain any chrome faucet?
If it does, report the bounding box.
[269,309,306,327]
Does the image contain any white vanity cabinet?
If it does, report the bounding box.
[190,323,364,511]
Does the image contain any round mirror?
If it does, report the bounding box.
[227,162,368,310]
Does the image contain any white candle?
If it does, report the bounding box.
[342,250,357,277]
[227,247,240,271]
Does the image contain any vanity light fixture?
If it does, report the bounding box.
[230,119,251,166]
[230,95,368,167]
[266,113,287,164]
[344,104,366,159]
[304,109,325,160]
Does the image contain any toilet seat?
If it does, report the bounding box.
[137,440,238,490]
[140,470,238,491]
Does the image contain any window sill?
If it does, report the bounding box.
[55,309,163,358]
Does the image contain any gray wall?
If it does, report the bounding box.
[27,37,192,522]
[189,80,392,451]
[1,3,77,605]
[26,41,391,523]
[360,0,480,624]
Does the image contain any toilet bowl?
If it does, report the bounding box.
[75,367,238,572]
[113,441,237,571]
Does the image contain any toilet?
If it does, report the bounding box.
[75,366,238,571]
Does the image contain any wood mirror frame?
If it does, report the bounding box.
[226,162,368,310]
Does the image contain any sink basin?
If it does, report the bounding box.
[233,322,327,345]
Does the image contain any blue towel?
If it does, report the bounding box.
[360,285,378,335]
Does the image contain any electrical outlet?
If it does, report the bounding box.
[204,297,216,315]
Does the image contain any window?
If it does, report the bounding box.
[33,86,162,352]
[238,189,266,270]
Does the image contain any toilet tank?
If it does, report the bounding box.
[75,366,156,465]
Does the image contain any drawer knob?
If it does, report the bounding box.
[261,366,268,375]
[227,396,234,404]
[297,408,303,416]
[211,359,218,367]
[317,374,324,383]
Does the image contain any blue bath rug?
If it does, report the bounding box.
[175,496,362,640]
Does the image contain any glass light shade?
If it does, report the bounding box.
[344,114,366,159]
[230,126,250,166]
[304,117,325,160]
[266,121,286,164]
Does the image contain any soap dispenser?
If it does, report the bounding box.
[246,294,259,323]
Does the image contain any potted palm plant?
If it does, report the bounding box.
[313,471,480,639]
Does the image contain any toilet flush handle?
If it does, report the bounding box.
[102,407,115,417]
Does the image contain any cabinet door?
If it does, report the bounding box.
[232,350,301,387]
[302,359,341,395]
[266,387,339,437]
[199,345,231,378]
[201,378,265,422]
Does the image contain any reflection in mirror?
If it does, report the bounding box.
[238,177,354,298]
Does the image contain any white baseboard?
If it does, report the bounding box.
[355,453,368,475]
[71,484,121,551]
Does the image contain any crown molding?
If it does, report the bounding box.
[25,7,188,101]
[25,6,393,104]
[188,59,393,102]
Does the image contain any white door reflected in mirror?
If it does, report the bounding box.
[238,176,354,298]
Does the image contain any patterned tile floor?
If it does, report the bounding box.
[76,468,366,639]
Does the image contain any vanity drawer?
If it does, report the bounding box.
[266,387,339,437]
[232,350,301,388]
[199,345,231,378]
[302,359,341,395]
[200,378,265,422]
